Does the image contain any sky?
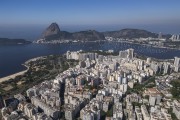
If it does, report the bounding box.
[0,0,180,40]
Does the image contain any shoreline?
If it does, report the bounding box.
[0,56,46,83]
[0,41,179,83]
[113,41,180,50]
[34,40,180,50]
[0,64,29,83]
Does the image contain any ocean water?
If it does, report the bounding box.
[0,41,180,78]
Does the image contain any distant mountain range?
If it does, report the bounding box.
[0,38,31,45]
[103,29,171,39]
[0,23,173,45]
[39,23,105,42]
[36,23,172,43]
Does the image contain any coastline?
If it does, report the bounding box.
[0,64,29,83]
[113,41,180,50]
[0,56,46,83]
[34,40,180,50]
[0,41,179,83]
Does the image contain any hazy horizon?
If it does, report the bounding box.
[0,23,180,41]
[0,0,180,40]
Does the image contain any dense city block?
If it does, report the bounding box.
[1,49,180,120]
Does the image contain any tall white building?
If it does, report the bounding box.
[113,103,123,119]
[146,57,151,64]
[174,57,180,72]
[158,32,162,39]
[80,105,100,120]
[149,95,156,106]
[119,50,128,58]
[141,105,150,120]
[135,106,143,120]
[66,51,79,60]
[127,48,134,59]
[119,48,134,59]
[24,103,38,118]
[150,62,159,74]
[163,62,170,74]
[31,96,60,119]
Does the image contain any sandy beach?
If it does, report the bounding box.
[0,63,30,83]
[0,56,45,83]
[0,69,28,83]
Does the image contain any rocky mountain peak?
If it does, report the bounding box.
[42,23,60,38]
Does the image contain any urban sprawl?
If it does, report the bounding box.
[1,49,180,120]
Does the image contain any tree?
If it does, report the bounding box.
[168,108,178,120]
[106,106,113,117]
[170,80,180,99]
